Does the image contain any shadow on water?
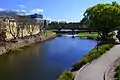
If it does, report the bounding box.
[0,35,97,80]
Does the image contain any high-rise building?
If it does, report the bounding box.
[29,13,43,20]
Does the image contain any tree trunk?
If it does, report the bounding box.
[101,32,108,40]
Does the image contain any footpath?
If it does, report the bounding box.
[74,44,120,80]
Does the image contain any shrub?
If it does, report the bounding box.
[115,65,120,80]
[99,38,115,45]
[73,57,90,71]
[58,71,74,80]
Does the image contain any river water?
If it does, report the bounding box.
[0,36,97,80]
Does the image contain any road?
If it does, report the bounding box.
[75,44,120,80]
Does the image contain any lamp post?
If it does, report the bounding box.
[97,29,99,52]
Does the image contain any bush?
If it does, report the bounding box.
[58,71,74,80]
[73,58,90,71]
[72,43,114,71]
[115,65,120,80]
[99,38,115,45]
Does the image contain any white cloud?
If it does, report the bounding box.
[31,9,44,13]
[21,10,27,12]
[44,17,79,22]
[13,9,20,12]
[12,9,27,13]
[0,8,43,15]
[17,5,26,8]
[0,8,5,11]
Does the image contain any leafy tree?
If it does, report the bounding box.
[48,21,81,30]
[81,2,120,40]
[48,22,61,30]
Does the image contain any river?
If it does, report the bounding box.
[0,36,97,80]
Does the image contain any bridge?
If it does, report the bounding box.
[52,28,97,34]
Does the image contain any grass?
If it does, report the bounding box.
[73,42,114,71]
[45,30,53,36]
[57,71,74,80]
[78,33,98,37]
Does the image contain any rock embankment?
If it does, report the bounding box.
[0,33,56,55]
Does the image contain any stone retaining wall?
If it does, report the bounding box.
[0,33,56,55]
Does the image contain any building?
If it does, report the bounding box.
[29,14,50,29]
[29,13,43,20]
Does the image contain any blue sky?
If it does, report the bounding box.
[1,0,120,22]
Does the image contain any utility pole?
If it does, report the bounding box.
[97,29,99,52]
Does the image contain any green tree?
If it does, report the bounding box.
[48,21,81,30]
[81,2,120,40]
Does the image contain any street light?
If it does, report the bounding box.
[97,29,99,52]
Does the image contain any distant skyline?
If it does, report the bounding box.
[1,0,120,22]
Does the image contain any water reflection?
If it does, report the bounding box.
[0,36,97,80]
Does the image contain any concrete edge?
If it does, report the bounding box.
[74,63,90,80]
[74,57,99,80]
[104,57,120,80]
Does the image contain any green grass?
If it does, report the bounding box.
[58,71,74,80]
[78,33,98,37]
[45,30,53,36]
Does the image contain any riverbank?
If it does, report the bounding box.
[78,33,98,37]
[74,44,120,80]
[58,39,115,80]
[77,33,99,40]
[0,33,56,55]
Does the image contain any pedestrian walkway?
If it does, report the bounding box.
[74,44,120,80]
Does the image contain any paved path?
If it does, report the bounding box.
[75,44,120,80]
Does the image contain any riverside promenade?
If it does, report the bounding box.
[74,44,120,80]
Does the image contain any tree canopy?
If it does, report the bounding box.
[48,21,81,30]
[81,2,120,39]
